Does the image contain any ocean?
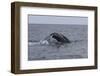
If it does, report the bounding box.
[28,24,88,60]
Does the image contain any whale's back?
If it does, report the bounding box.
[50,33,70,43]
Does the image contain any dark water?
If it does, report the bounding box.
[28,24,88,61]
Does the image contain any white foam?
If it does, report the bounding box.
[28,40,49,46]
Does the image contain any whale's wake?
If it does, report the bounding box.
[28,40,49,46]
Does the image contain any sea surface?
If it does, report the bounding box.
[28,24,88,60]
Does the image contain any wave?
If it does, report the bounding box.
[28,39,86,46]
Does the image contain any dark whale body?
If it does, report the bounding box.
[50,33,70,44]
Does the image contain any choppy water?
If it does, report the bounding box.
[28,24,88,61]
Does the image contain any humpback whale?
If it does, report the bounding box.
[50,33,70,43]
[41,32,71,46]
[28,32,70,46]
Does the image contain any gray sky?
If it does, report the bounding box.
[28,15,88,25]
